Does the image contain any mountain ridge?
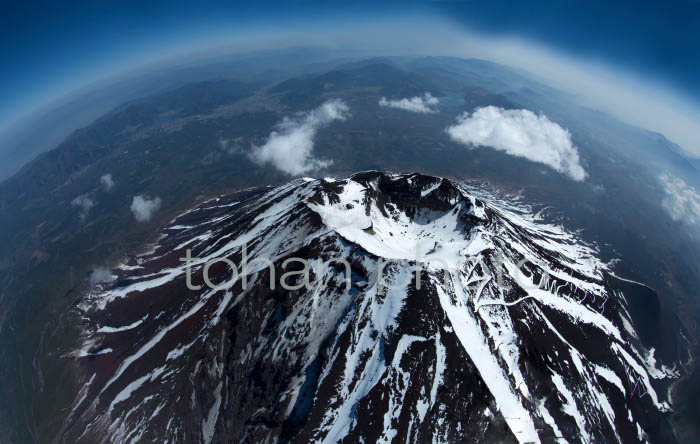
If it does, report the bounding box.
[62,171,679,443]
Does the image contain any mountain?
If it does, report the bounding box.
[0,48,345,182]
[59,171,679,443]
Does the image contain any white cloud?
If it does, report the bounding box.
[71,194,95,220]
[90,266,116,285]
[200,18,700,155]
[100,173,115,191]
[219,137,244,155]
[130,195,162,222]
[660,173,700,225]
[378,93,439,113]
[446,106,587,181]
[250,99,349,175]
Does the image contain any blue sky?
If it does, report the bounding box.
[443,0,700,99]
[2,0,699,149]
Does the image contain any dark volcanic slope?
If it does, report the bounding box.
[62,172,678,443]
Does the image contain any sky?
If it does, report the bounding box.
[1,0,699,154]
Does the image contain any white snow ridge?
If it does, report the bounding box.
[65,172,675,444]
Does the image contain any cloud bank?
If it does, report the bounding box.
[71,194,95,220]
[100,173,115,191]
[379,93,439,113]
[130,195,162,222]
[446,106,587,181]
[250,99,349,175]
[660,173,700,225]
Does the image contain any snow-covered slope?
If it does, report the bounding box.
[61,172,678,443]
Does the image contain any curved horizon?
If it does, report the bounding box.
[2,14,700,165]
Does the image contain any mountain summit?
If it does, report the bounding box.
[64,172,677,443]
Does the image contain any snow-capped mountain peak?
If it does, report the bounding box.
[64,172,677,443]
